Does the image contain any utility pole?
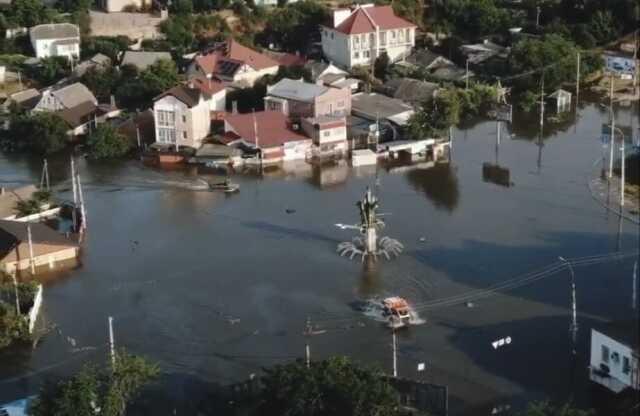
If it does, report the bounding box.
[536,6,541,29]
[575,51,580,104]
[620,133,626,209]
[304,317,312,369]
[609,75,615,179]
[633,260,638,310]
[559,257,578,355]
[539,73,545,130]
[11,273,20,316]
[77,173,87,234]
[392,328,398,377]
[71,157,78,205]
[27,223,35,275]
[40,159,50,191]
[108,316,116,369]
[465,59,469,91]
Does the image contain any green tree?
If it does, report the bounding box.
[256,357,402,416]
[81,66,120,101]
[374,52,390,81]
[115,59,178,110]
[436,0,510,38]
[509,34,579,95]
[7,0,56,28]
[408,88,461,139]
[588,10,618,44]
[30,350,159,416]
[0,302,28,348]
[4,112,69,154]
[86,124,132,160]
[28,56,71,85]
[159,15,195,52]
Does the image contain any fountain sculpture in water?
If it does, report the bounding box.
[337,187,403,261]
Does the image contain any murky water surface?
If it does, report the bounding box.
[1,101,638,415]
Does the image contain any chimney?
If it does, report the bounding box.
[232,101,238,114]
[333,9,351,28]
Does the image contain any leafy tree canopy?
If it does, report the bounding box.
[256,357,402,416]
[86,124,132,160]
[29,350,159,416]
[5,0,57,28]
[519,401,594,416]
[2,112,69,155]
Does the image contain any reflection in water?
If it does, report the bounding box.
[406,163,460,212]
[358,259,381,297]
[482,163,512,188]
[309,160,349,189]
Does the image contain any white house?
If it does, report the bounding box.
[590,322,639,394]
[33,83,97,113]
[98,0,148,12]
[29,23,80,60]
[153,84,215,149]
[321,4,416,69]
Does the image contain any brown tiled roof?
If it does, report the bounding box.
[154,84,210,108]
[334,6,415,35]
[262,50,308,67]
[195,39,279,76]
[57,101,98,128]
[224,111,309,148]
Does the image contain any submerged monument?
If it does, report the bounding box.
[337,187,403,261]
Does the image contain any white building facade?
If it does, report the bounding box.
[29,23,80,60]
[153,86,213,149]
[322,4,416,69]
[590,327,639,393]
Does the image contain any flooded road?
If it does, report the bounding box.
[1,100,638,414]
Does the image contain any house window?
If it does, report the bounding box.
[406,28,411,43]
[380,32,386,46]
[369,33,374,45]
[330,32,334,39]
[354,52,359,59]
[182,131,187,139]
[157,128,176,144]
[399,30,404,41]
[623,357,631,374]
[323,130,331,137]
[601,345,610,363]
[157,110,175,127]
[182,115,186,123]
[364,51,370,59]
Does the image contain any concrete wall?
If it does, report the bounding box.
[321,29,351,69]
[314,87,351,117]
[32,38,79,60]
[2,246,79,274]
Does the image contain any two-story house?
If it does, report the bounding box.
[29,23,80,60]
[264,78,351,119]
[321,4,416,69]
[153,84,215,149]
[187,39,279,88]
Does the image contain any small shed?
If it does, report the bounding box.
[548,89,572,113]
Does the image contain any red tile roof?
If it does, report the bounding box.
[224,111,309,148]
[263,50,308,67]
[334,6,415,35]
[195,39,279,76]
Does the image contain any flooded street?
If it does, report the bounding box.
[1,101,638,414]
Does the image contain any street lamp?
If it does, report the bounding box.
[559,256,578,355]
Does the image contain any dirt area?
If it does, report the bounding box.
[590,74,639,102]
[89,10,167,41]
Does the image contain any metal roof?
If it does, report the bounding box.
[267,78,329,103]
[50,82,97,109]
[30,23,79,40]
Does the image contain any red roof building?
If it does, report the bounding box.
[322,4,416,69]
[187,39,280,88]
